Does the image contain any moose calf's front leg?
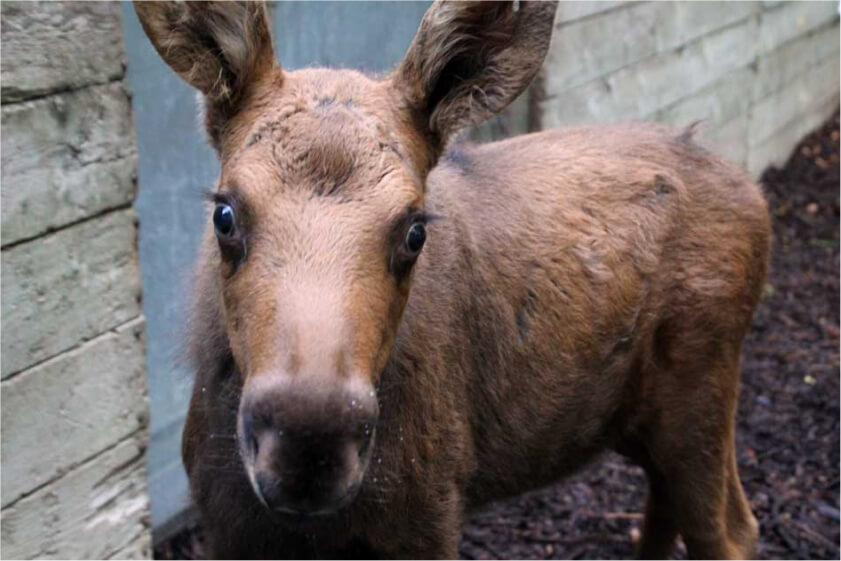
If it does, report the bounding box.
[368,481,464,559]
[414,485,465,560]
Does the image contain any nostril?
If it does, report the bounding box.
[358,424,375,460]
[249,433,260,456]
[240,405,281,459]
[240,408,258,454]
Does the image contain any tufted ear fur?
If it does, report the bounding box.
[134,1,277,146]
[394,0,557,152]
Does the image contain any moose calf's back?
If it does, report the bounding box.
[415,123,770,504]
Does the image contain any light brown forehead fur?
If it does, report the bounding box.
[220,68,422,204]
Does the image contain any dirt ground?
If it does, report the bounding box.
[157,112,840,560]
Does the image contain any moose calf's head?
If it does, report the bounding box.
[136,0,556,516]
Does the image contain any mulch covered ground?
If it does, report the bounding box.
[157,112,840,560]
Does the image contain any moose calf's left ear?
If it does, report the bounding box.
[395,0,557,149]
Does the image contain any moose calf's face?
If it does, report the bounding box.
[135,0,556,515]
[216,71,426,515]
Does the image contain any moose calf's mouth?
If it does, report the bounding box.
[243,426,375,517]
[237,377,379,516]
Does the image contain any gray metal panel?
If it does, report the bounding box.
[120,1,217,535]
[121,1,429,533]
[271,2,430,71]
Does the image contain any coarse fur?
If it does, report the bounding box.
[136,1,769,558]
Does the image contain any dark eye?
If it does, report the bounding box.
[405,222,426,254]
[213,204,235,236]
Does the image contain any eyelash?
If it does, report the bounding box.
[210,192,236,208]
[407,210,430,227]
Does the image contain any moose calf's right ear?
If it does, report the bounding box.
[394,0,557,151]
[134,1,277,145]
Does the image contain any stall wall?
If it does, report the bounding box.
[1,1,150,558]
[533,1,840,176]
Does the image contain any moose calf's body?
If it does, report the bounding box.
[137,1,768,558]
[186,124,768,559]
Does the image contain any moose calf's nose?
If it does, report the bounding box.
[240,377,378,515]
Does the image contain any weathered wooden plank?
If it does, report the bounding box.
[758,0,840,55]
[1,318,147,507]
[0,1,125,103]
[555,1,625,25]
[749,54,841,146]
[654,2,760,53]
[1,83,136,246]
[0,437,150,560]
[753,21,840,101]
[1,209,141,377]
[747,95,839,176]
[544,2,658,92]
[539,18,758,127]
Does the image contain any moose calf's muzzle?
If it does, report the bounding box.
[238,376,378,516]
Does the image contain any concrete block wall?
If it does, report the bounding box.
[480,1,839,178]
[1,2,151,558]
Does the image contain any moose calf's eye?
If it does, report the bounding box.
[213,204,235,236]
[406,223,426,253]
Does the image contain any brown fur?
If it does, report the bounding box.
[137,1,769,558]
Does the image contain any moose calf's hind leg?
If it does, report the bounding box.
[640,449,757,560]
[642,363,758,559]
[723,451,760,559]
[635,471,679,559]
[672,449,758,560]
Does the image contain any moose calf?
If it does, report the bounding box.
[136,1,769,558]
